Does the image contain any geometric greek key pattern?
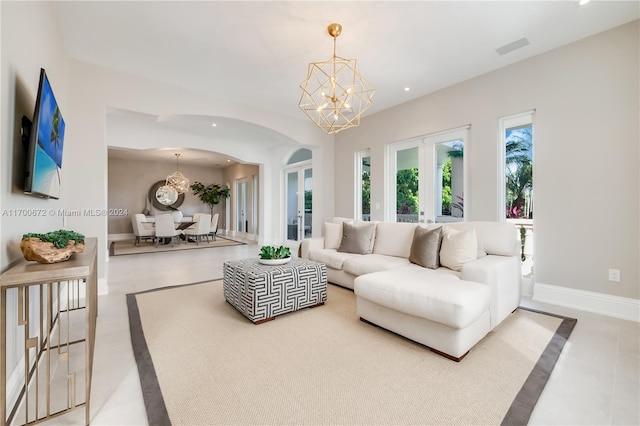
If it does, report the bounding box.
[223,258,327,323]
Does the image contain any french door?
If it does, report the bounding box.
[236,178,249,234]
[387,127,468,224]
[285,163,312,242]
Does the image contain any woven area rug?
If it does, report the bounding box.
[110,236,244,256]
[127,280,576,425]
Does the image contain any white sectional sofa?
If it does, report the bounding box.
[300,218,521,361]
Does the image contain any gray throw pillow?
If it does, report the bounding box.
[409,226,443,269]
[337,222,376,254]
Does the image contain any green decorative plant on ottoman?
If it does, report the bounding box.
[20,230,85,264]
[258,245,291,265]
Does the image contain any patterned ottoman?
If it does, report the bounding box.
[223,258,327,324]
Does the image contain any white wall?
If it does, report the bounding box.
[335,21,639,306]
[1,2,70,268]
[0,0,72,410]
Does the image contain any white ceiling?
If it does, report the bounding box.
[53,1,639,164]
[107,146,235,168]
[105,108,299,167]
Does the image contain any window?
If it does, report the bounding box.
[499,111,534,281]
[395,146,420,223]
[505,126,533,219]
[432,137,464,222]
[499,112,534,221]
[356,150,371,221]
[287,148,312,164]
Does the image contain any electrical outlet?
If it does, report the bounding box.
[608,269,620,282]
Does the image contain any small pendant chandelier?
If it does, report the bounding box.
[166,153,190,194]
[299,23,375,134]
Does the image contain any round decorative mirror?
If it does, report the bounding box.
[156,185,178,205]
[148,180,185,211]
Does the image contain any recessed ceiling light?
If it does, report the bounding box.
[227,159,231,162]
[578,0,590,5]
[212,123,217,127]
[404,87,411,92]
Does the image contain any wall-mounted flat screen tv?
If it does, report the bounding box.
[24,68,65,199]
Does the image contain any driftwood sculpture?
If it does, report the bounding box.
[20,238,85,264]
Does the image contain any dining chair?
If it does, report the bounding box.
[183,213,202,233]
[132,213,155,246]
[155,214,182,247]
[184,213,211,244]
[171,210,183,223]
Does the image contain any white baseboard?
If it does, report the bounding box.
[521,277,534,298]
[533,283,640,322]
[106,234,133,264]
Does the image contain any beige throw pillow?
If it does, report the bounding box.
[337,222,376,254]
[409,226,443,269]
[324,222,342,250]
[440,227,478,271]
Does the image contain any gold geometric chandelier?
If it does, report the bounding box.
[299,23,375,135]
[166,153,190,194]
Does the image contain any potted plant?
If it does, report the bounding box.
[258,245,291,265]
[190,181,231,216]
[20,229,85,264]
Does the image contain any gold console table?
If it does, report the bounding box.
[1,238,97,426]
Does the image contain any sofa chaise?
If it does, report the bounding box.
[301,218,521,361]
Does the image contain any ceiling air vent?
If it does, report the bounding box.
[495,37,530,56]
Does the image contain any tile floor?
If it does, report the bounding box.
[38,236,639,425]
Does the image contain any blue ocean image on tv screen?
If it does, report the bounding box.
[37,75,65,168]
[33,145,60,198]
